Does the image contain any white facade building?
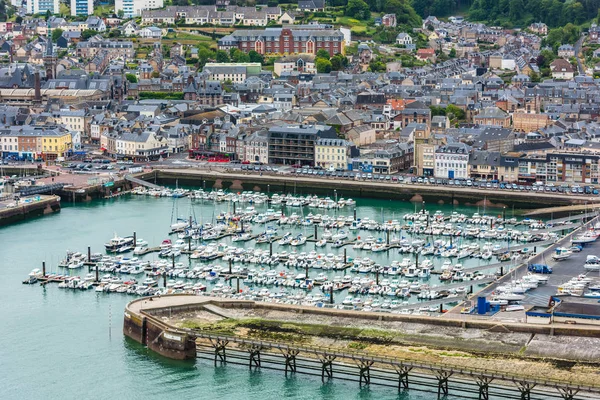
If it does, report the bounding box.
[434,143,470,179]
[115,0,164,18]
[70,0,93,16]
[27,0,59,15]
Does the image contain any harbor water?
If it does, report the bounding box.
[1,193,534,399]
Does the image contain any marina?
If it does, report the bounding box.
[21,186,600,316]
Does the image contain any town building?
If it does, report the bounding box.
[26,0,59,14]
[274,55,316,76]
[218,27,345,57]
[71,0,93,16]
[203,62,261,83]
[473,106,510,128]
[382,14,397,28]
[76,38,134,59]
[297,0,325,12]
[434,143,470,179]
[557,44,575,58]
[267,124,336,166]
[139,26,162,38]
[115,0,164,18]
[315,138,351,170]
[0,125,72,161]
[395,33,413,46]
[243,130,269,164]
[550,59,575,80]
[512,113,550,132]
[529,22,548,35]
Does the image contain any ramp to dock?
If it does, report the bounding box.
[125,174,160,189]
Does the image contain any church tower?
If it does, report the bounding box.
[43,22,57,80]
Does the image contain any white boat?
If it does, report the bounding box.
[551,247,572,261]
[315,239,327,247]
[584,255,600,271]
[572,230,599,244]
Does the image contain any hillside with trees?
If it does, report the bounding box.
[343,0,422,28]
[468,0,599,28]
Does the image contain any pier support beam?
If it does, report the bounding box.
[557,387,579,400]
[435,370,453,398]
[210,338,228,364]
[42,261,46,277]
[248,345,262,369]
[320,354,336,381]
[476,376,493,400]
[356,360,374,386]
[395,365,412,390]
[281,349,299,374]
[514,381,536,400]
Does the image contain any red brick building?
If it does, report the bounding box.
[218,27,345,56]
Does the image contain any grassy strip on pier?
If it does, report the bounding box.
[177,316,600,387]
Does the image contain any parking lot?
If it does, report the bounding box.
[226,163,600,197]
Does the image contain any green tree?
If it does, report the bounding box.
[51,28,64,42]
[368,59,386,72]
[215,50,229,63]
[81,29,97,40]
[15,16,23,24]
[316,49,330,60]
[316,58,332,73]
[446,104,465,121]
[232,49,250,62]
[345,0,370,20]
[529,70,541,82]
[151,71,160,78]
[248,50,264,64]
[449,47,456,58]
[125,73,138,83]
[117,9,124,18]
[45,9,52,21]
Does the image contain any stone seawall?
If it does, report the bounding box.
[124,298,198,360]
[0,195,61,226]
[143,169,587,209]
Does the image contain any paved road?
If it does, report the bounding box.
[574,34,586,76]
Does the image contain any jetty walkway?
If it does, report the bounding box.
[124,295,600,400]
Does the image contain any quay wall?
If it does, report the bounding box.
[0,195,61,226]
[57,179,132,203]
[145,169,588,209]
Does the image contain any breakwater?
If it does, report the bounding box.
[124,296,600,400]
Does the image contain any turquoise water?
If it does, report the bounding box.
[1,195,497,399]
